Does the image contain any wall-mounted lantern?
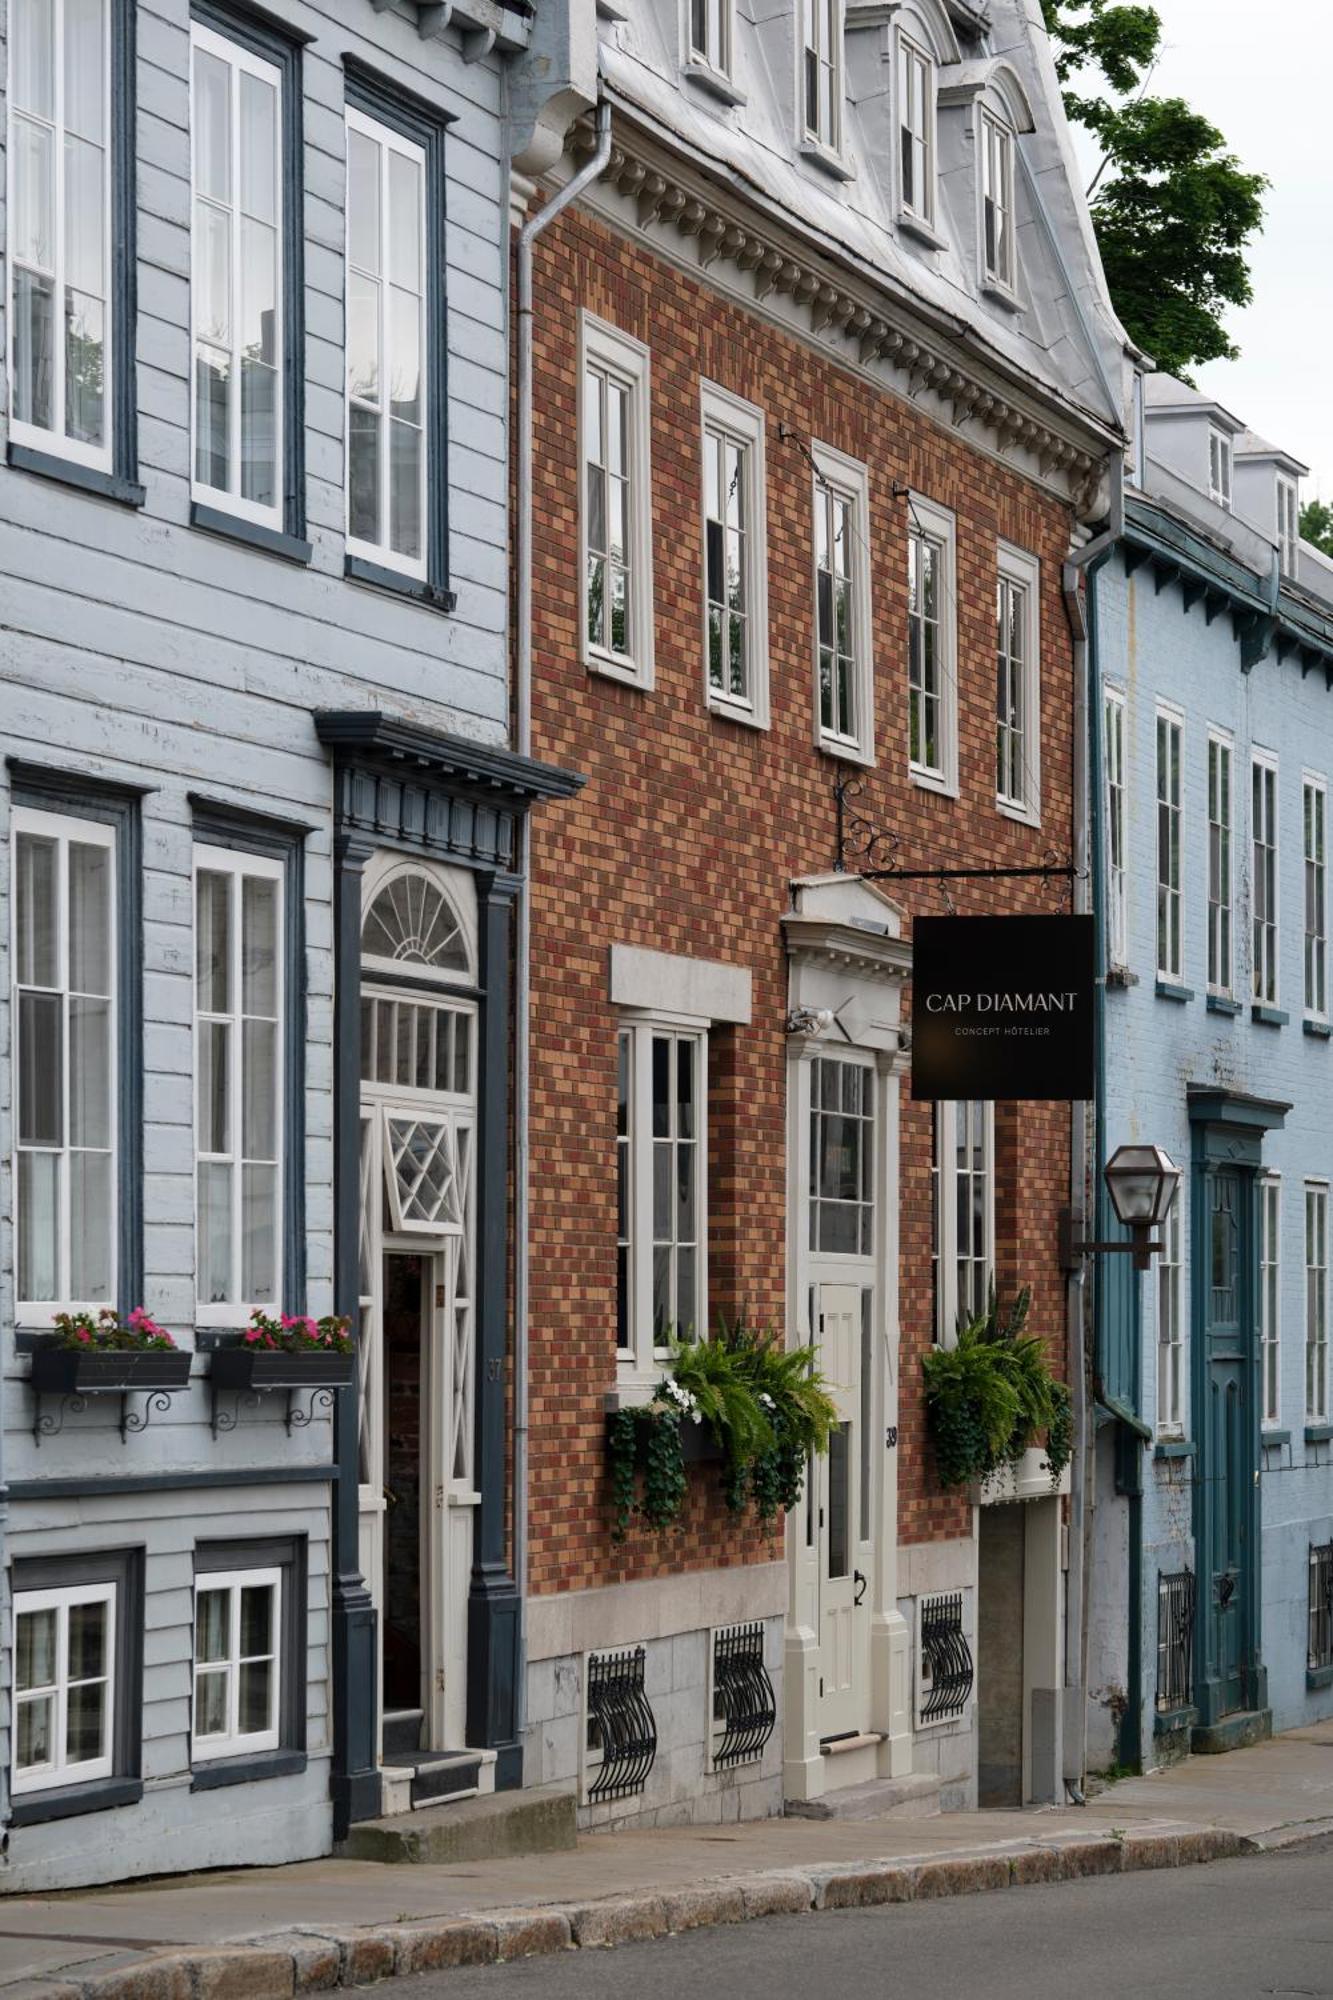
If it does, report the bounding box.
[1060,1143,1183,1273]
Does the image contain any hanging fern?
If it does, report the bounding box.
[922,1287,1072,1492]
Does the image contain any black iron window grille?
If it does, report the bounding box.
[1309,1543,1333,1671]
[711,1621,777,1768]
[918,1592,973,1725]
[585,1645,658,1803]
[1156,1569,1195,1712]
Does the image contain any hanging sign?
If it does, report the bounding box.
[911,915,1095,1101]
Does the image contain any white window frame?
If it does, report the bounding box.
[12,804,118,1320]
[1278,477,1300,578]
[1260,1174,1281,1432]
[6,0,114,470]
[1252,751,1279,1008]
[907,493,958,795]
[810,439,873,765]
[800,0,843,157]
[808,1052,876,1261]
[1304,772,1327,1023]
[1208,426,1232,510]
[192,842,285,1324]
[1307,1182,1329,1425]
[191,1566,282,1762]
[344,103,429,581]
[189,21,285,532]
[579,314,655,688]
[1207,729,1233,997]
[933,1100,994,1344]
[686,0,733,82]
[700,380,769,729]
[12,1581,116,1795]
[617,1017,709,1381]
[1156,1190,1183,1437]
[1155,705,1183,982]
[978,108,1016,294]
[897,31,936,228]
[1104,686,1127,968]
[995,541,1041,823]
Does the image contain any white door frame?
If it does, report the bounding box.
[782,874,914,1803]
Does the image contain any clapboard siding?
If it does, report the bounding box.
[0,0,518,1886]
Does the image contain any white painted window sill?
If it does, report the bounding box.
[996,794,1041,828]
[799,138,855,183]
[605,1382,662,1412]
[708,693,768,731]
[684,60,746,107]
[586,647,652,690]
[818,733,875,770]
[909,764,959,800]
[898,210,947,252]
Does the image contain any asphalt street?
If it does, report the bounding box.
[403,1836,1333,2000]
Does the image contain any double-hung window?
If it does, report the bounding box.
[980,111,1015,291]
[1104,688,1127,966]
[1156,1191,1183,1434]
[617,1023,707,1374]
[1155,708,1183,983]
[193,1568,281,1760]
[1209,426,1232,510]
[688,0,732,79]
[194,844,284,1319]
[898,34,935,224]
[343,71,449,597]
[13,1581,114,1794]
[809,1056,874,1257]
[701,382,768,726]
[1278,478,1300,578]
[907,496,956,791]
[1305,774,1327,1021]
[812,441,872,762]
[1261,1176,1281,1430]
[580,316,653,684]
[190,18,293,534]
[1307,1183,1328,1424]
[12,806,116,1314]
[932,1101,993,1342]
[7,0,119,472]
[1253,753,1279,1007]
[802,0,842,153]
[995,543,1040,820]
[1207,732,1233,995]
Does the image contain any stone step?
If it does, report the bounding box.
[786,1771,943,1822]
[382,1708,425,1757]
[338,1782,579,1866]
[381,1748,484,1809]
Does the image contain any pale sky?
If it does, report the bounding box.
[1072,0,1333,499]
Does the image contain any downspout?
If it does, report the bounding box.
[1061,449,1125,1798]
[512,96,612,1743]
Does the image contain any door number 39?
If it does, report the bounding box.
[885,1426,898,1448]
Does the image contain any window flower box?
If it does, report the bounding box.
[30,1346,193,1396]
[209,1347,355,1393]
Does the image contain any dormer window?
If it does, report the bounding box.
[803,0,842,153]
[1278,476,1300,577]
[689,0,732,78]
[898,33,935,224]
[1209,427,1232,510]
[980,110,1015,290]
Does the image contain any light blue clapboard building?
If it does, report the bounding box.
[1086,375,1333,1773]
[0,0,580,1889]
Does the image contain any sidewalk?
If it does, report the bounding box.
[4,1726,1333,1998]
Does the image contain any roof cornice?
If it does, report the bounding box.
[570,105,1120,513]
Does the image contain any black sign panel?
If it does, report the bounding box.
[911,914,1095,1101]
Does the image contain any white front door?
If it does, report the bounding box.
[816,1281,872,1738]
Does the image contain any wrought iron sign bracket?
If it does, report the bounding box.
[832,769,1077,888]
[1058,1206,1162,1274]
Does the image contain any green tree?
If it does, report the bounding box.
[1041,2,1267,380]
[1301,500,1333,560]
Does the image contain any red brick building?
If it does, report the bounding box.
[511,0,1127,1823]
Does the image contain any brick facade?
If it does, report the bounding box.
[523,199,1076,1600]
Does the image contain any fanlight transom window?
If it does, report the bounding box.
[361,870,471,982]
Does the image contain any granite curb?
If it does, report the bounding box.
[13,1826,1282,1996]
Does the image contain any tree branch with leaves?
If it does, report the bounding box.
[1041,1,1266,380]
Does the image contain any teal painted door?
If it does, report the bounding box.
[1202,1169,1250,1715]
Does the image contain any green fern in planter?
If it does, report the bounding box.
[922,1287,1070,1490]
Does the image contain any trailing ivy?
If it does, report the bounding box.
[640,1409,687,1530]
[608,1407,642,1542]
[922,1287,1072,1492]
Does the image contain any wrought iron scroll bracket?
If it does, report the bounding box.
[211,1387,264,1439]
[32,1393,88,1448]
[833,770,1079,892]
[285,1386,337,1435]
[120,1390,175,1443]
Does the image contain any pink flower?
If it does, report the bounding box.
[245,1327,261,1344]
[76,1327,91,1344]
